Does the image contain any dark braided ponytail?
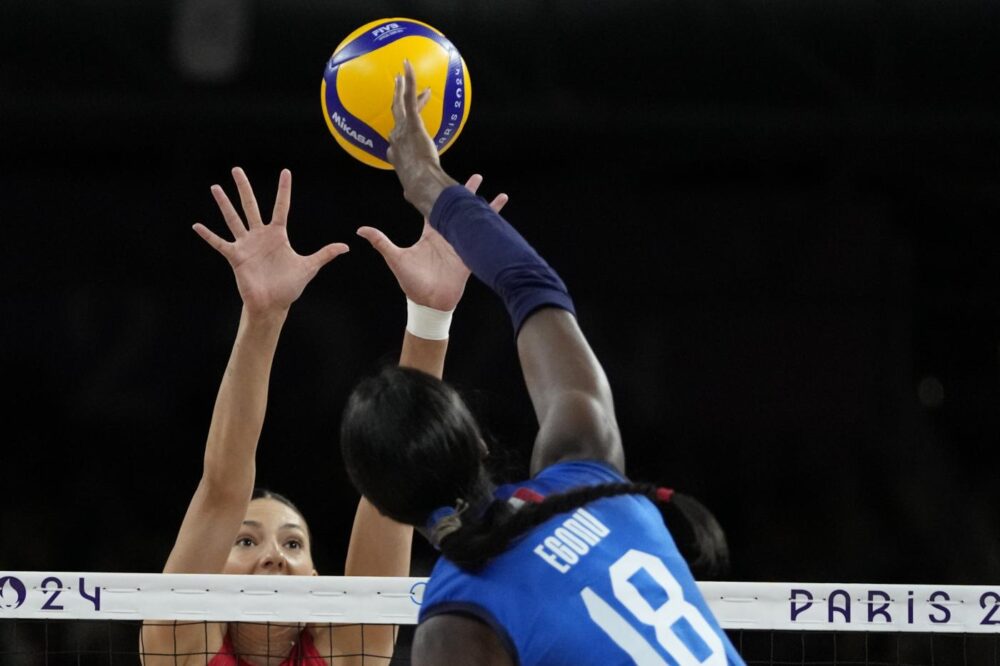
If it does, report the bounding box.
[438,482,730,577]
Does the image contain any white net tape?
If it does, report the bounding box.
[2,572,999,633]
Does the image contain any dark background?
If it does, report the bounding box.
[1,0,998,587]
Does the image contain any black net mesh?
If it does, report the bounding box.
[2,620,999,665]
[0,619,412,665]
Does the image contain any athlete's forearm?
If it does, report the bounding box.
[401,162,458,220]
[399,330,449,378]
[201,307,286,489]
[344,331,447,578]
[344,497,413,576]
[428,186,623,472]
[163,307,287,575]
[428,185,575,333]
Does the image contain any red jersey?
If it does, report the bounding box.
[208,629,326,665]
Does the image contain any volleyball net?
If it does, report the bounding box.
[1,571,998,664]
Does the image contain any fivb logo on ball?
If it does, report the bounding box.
[370,23,405,41]
[321,18,471,170]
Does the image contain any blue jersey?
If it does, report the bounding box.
[420,460,745,666]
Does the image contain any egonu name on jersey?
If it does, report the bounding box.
[533,508,611,574]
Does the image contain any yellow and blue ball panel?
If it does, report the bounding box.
[321,18,472,170]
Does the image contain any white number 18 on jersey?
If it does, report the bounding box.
[581,549,726,665]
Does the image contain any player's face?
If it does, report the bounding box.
[223,498,317,576]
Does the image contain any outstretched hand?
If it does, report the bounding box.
[356,174,508,312]
[193,167,349,316]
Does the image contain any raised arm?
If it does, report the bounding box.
[326,175,506,664]
[338,331,449,579]
[387,62,623,476]
[343,173,508,576]
[142,168,346,665]
[165,167,348,574]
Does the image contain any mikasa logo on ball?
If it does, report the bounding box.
[330,111,375,148]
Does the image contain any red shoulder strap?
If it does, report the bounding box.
[284,629,325,663]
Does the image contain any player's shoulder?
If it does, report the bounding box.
[491,458,632,516]
[530,458,627,490]
[413,614,514,666]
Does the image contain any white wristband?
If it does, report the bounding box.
[405,298,454,340]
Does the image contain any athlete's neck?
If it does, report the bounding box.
[227,621,303,666]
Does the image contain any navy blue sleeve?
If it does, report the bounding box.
[429,185,576,333]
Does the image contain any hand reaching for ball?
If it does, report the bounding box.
[387,60,459,218]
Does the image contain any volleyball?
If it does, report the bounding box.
[321,18,471,170]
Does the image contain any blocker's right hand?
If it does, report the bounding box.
[193,167,349,316]
[357,174,508,312]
